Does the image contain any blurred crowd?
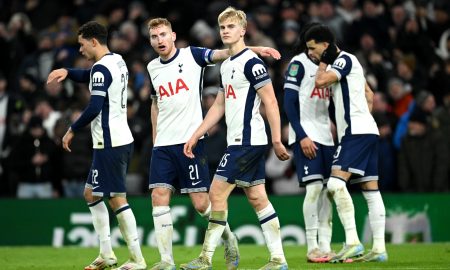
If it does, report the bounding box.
[0,0,449,198]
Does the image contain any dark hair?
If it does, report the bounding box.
[78,21,108,45]
[294,22,322,54]
[304,24,335,44]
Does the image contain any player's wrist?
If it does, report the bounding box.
[272,140,282,145]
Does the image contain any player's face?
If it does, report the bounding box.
[219,19,245,46]
[149,25,176,59]
[78,35,95,61]
[306,40,327,63]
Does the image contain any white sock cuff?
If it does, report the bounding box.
[362,190,381,200]
[257,203,278,224]
[306,182,323,193]
[115,204,131,216]
[198,203,211,218]
[88,198,105,208]
[153,206,171,217]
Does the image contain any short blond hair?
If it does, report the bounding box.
[147,18,172,30]
[218,6,247,28]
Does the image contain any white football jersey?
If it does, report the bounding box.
[284,53,334,146]
[90,53,133,149]
[330,51,379,142]
[220,48,270,146]
[148,47,214,147]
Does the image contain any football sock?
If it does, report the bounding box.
[362,190,386,253]
[88,199,113,257]
[327,177,360,245]
[304,182,322,252]
[153,206,174,264]
[257,203,286,263]
[115,205,144,263]
[318,187,333,253]
[202,210,227,262]
[199,202,232,241]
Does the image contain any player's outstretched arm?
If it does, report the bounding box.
[249,46,281,60]
[258,84,290,161]
[184,92,226,158]
[47,68,68,84]
[211,47,281,63]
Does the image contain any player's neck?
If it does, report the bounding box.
[160,47,177,61]
[95,46,111,62]
[228,40,246,56]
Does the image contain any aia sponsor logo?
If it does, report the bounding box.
[310,87,331,99]
[159,78,189,100]
[224,84,236,99]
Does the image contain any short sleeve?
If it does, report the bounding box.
[91,64,113,97]
[330,54,352,81]
[243,57,271,90]
[283,60,305,92]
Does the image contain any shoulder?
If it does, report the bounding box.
[91,63,112,83]
[291,53,308,63]
[147,57,160,69]
[243,49,259,61]
[332,52,355,70]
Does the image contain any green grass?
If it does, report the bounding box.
[0,243,449,270]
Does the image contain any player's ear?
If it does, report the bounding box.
[91,38,98,47]
[241,27,246,37]
[172,31,176,42]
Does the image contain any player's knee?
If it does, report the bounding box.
[192,195,210,213]
[83,188,94,203]
[360,180,378,191]
[151,188,171,206]
[209,187,225,202]
[247,193,268,210]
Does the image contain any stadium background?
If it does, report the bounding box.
[0,0,449,247]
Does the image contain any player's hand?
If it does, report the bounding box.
[272,141,290,161]
[320,43,338,65]
[47,68,68,84]
[183,137,199,158]
[259,47,281,60]
[62,128,74,152]
[300,137,318,160]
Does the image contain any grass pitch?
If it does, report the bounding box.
[0,243,449,270]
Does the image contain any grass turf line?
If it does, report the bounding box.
[0,243,449,270]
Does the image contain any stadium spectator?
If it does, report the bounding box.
[0,72,26,197]
[0,0,448,198]
[398,106,449,192]
[53,107,92,198]
[8,115,61,198]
